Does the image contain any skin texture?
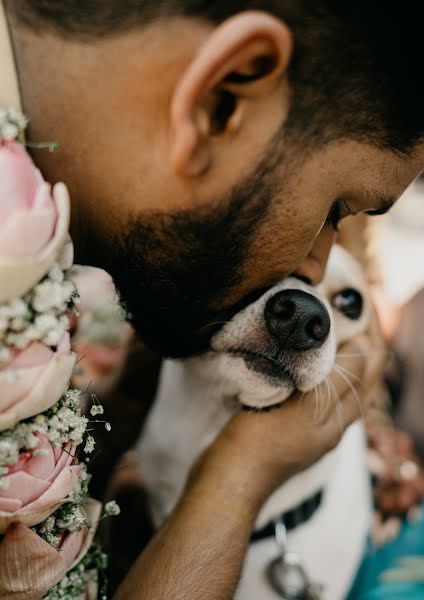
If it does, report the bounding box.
[4,7,424,599]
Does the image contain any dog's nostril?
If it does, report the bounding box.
[270,299,296,320]
[306,316,326,341]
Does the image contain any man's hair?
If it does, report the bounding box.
[12,1,424,153]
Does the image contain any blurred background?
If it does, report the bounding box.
[369,174,424,462]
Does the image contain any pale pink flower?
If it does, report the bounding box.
[0,333,76,431]
[0,141,56,258]
[0,498,101,599]
[0,434,81,533]
[0,142,71,303]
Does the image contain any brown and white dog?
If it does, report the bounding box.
[137,245,372,600]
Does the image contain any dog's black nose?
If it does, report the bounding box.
[264,289,330,351]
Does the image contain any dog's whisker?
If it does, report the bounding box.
[334,363,361,383]
[323,376,332,421]
[315,380,329,425]
[319,381,328,421]
[333,364,365,421]
[336,350,385,358]
[312,386,320,424]
[327,377,345,438]
[314,383,322,423]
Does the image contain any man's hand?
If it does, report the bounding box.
[190,316,385,514]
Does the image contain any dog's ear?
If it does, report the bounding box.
[170,11,292,176]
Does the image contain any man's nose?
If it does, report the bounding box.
[294,224,336,285]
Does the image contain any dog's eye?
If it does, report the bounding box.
[332,288,363,320]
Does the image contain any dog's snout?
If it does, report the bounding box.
[264,289,330,351]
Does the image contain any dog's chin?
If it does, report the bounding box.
[231,349,296,387]
[191,347,331,410]
[226,350,296,409]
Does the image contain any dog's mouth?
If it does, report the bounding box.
[229,347,298,388]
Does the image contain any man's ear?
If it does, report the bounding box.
[170,11,292,176]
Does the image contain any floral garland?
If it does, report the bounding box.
[0,109,118,599]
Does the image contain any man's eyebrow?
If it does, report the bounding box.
[364,195,396,216]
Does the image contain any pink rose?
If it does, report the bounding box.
[0,142,71,303]
[0,333,76,431]
[0,498,101,600]
[72,267,116,313]
[0,434,81,533]
[70,267,131,390]
[0,141,56,258]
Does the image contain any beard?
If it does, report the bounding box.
[108,180,274,357]
[100,135,290,358]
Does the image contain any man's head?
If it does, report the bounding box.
[6,1,424,356]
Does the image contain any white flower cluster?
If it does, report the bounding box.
[0,389,91,490]
[39,389,89,448]
[35,502,86,549]
[33,465,90,549]
[44,564,98,600]
[44,544,107,600]
[0,253,79,363]
[0,107,28,141]
[67,465,90,505]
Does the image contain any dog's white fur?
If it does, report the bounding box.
[138,246,373,600]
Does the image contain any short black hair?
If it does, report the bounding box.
[11,1,424,154]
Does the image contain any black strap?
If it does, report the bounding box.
[250,490,324,544]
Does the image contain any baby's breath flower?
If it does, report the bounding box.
[1,122,18,140]
[0,262,78,351]
[90,404,104,417]
[0,108,28,140]
[0,390,88,464]
[105,500,121,516]
[105,422,112,432]
[39,516,56,534]
[0,438,19,466]
[67,465,90,504]
[43,532,60,549]
[42,541,106,599]
[84,435,95,454]
[56,506,86,532]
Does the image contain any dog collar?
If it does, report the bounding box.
[0,0,22,109]
[250,489,323,544]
